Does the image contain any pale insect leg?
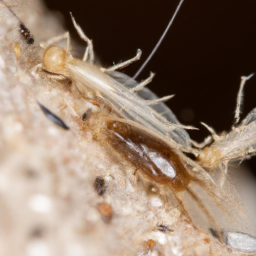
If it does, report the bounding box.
[201,122,221,141]
[191,136,212,149]
[70,12,94,63]
[234,73,254,126]
[130,72,155,92]
[40,31,70,51]
[70,12,142,70]
[104,49,142,72]
[142,94,174,106]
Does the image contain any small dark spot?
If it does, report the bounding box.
[97,202,112,223]
[156,224,173,233]
[38,102,69,130]
[82,108,91,121]
[27,37,35,44]
[30,226,44,238]
[145,183,160,195]
[184,151,196,161]
[19,23,34,45]
[26,169,38,179]
[209,228,221,239]
[94,176,106,196]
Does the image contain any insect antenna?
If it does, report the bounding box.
[133,0,185,80]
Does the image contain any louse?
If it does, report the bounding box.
[5,0,256,251]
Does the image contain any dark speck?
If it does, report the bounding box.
[30,226,44,238]
[82,109,91,121]
[19,23,34,45]
[156,224,173,232]
[38,102,69,130]
[94,176,106,196]
[209,228,221,239]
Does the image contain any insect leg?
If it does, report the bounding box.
[130,72,155,92]
[40,31,70,51]
[70,13,94,63]
[234,73,254,126]
[201,122,221,141]
[191,136,213,149]
[104,49,142,72]
[141,94,174,106]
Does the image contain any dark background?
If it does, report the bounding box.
[43,0,256,173]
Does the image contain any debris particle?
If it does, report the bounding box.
[94,176,106,196]
[97,202,112,223]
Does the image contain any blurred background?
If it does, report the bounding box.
[43,0,256,175]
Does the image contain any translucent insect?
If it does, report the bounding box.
[32,12,198,155]
[26,2,254,241]
[7,0,254,248]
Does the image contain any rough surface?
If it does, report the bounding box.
[0,0,249,255]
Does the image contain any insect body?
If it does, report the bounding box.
[30,12,252,240]
[3,0,256,253]
[106,119,191,192]
[97,117,248,235]
[35,14,197,156]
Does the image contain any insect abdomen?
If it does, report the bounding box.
[105,120,191,192]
